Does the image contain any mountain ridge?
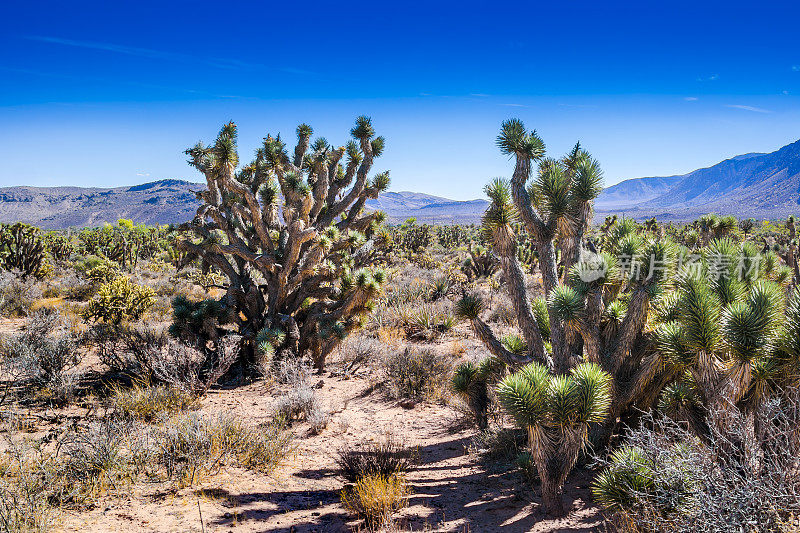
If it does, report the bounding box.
[3,138,800,228]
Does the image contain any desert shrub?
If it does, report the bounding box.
[381,347,451,401]
[332,335,387,375]
[0,271,42,317]
[340,474,409,530]
[81,276,156,324]
[109,383,199,422]
[87,323,239,394]
[272,367,329,433]
[0,441,60,532]
[56,420,139,506]
[336,437,418,483]
[152,412,292,486]
[0,310,80,404]
[593,395,800,532]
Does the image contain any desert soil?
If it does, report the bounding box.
[52,373,604,533]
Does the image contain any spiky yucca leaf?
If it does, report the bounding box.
[778,288,800,382]
[675,276,720,355]
[350,115,375,139]
[592,446,655,511]
[570,157,603,203]
[531,297,551,341]
[452,362,480,396]
[533,163,571,221]
[654,321,694,369]
[455,293,484,320]
[569,362,612,424]
[501,334,528,355]
[548,284,584,327]
[658,379,700,418]
[721,281,783,364]
[496,362,550,429]
[496,119,545,158]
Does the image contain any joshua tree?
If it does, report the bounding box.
[451,357,505,429]
[176,117,390,372]
[497,362,611,515]
[0,222,47,279]
[652,239,800,437]
[738,217,756,240]
[457,121,700,448]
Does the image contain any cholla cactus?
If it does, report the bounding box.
[0,222,47,279]
[177,117,390,371]
[43,231,74,262]
[82,276,156,324]
[497,362,611,515]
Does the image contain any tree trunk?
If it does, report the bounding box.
[539,475,566,516]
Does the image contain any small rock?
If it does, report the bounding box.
[399,399,416,409]
[313,379,324,389]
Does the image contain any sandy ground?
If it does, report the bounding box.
[54,373,604,533]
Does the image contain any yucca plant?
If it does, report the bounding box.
[451,357,505,429]
[496,362,611,515]
[176,118,390,371]
[650,238,800,443]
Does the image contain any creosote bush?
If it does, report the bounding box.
[381,347,451,401]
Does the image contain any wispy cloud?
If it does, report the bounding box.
[684,96,698,101]
[28,35,264,71]
[725,104,772,114]
[470,93,490,97]
[697,74,719,82]
[793,65,800,72]
[500,103,528,107]
[136,172,150,177]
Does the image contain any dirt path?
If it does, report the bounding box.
[58,373,603,532]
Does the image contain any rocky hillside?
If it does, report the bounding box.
[0,180,205,229]
[596,140,800,220]
[0,180,487,228]
[4,138,799,228]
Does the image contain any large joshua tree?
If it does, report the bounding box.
[176,117,390,372]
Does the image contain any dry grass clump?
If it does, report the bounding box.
[337,436,418,530]
[381,347,451,402]
[0,442,60,532]
[336,437,419,483]
[152,412,293,487]
[109,382,199,422]
[341,474,409,530]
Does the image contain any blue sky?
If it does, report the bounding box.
[1,1,799,200]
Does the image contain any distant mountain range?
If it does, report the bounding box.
[2,138,799,228]
[0,180,488,229]
[596,140,800,220]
